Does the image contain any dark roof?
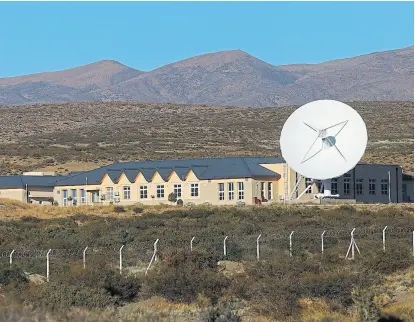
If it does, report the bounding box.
[403,173,414,181]
[53,157,284,187]
[357,162,401,168]
[0,175,65,189]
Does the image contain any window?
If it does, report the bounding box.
[71,189,77,206]
[238,182,244,200]
[381,179,388,195]
[92,191,99,203]
[305,178,312,194]
[106,187,114,201]
[356,179,363,195]
[260,182,265,200]
[267,182,273,199]
[63,189,68,206]
[369,179,376,195]
[80,189,86,204]
[343,174,351,195]
[157,185,164,199]
[190,183,199,197]
[218,183,225,201]
[228,182,234,200]
[140,185,148,199]
[331,178,338,194]
[173,184,182,198]
[123,186,131,200]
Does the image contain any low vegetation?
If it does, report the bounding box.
[0,201,413,321]
[0,101,413,175]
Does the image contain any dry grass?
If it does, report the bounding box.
[1,198,413,221]
[0,101,412,175]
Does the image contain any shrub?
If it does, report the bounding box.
[132,206,144,214]
[0,265,28,287]
[24,264,141,310]
[113,206,125,213]
[26,283,116,310]
[20,216,41,223]
[143,249,229,304]
[177,199,184,206]
[363,248,412,275]
[168,192,177,204]
[200,305,242,322]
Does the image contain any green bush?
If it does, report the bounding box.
[113,206,125,213]
[22,263,141,310]
[200,305,242,322]
[27,283,116,310]
[0,265,28,287]
[132,206,144,214]
[143,249,229,304]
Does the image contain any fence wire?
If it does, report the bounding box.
[0,226,412,260]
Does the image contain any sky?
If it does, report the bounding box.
[0,1,413,77]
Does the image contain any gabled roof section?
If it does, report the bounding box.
[188,165,208,179]
[123,169,140,183]
[157,168,173,181]
[173,167,191,181]
[140,168,156,182]
[245,158,283,179]
[105,169,123,183]
[52,157,284,186]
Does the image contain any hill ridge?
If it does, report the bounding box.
[0,46,413,107]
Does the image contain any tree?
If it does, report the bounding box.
[168,192,177,204]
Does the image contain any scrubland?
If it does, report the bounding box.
[0,200,413,321]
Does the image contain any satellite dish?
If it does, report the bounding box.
[280,100,368,198]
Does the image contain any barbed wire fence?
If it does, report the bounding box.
[0,226,413,281]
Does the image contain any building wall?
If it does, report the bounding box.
[268,163,403,204]
[53,172,274,207]
[28,187,54,205]
[402,177,414,202]
[261,163,320,201]
[51,162,405,207]
[0,188,25,202]
[311,164,403,203]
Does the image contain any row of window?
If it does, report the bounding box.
[306,175,389,196]
[61,181,272,205]
[261,182,273,200]
[106,183,200,201]
[218,182,245,201]
[62,189,86,206]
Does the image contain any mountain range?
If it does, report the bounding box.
[0,46,413,107]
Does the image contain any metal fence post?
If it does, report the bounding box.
[223,236,228,258]
[351,228,355,260]
[190,237,195,252]
[345,228,361,260]
[154,239,159,262]
[46,249,51,282]
[83,247,88,269]
[289,231,294,257]
[321,230,326,255]
[145,239,159,276]
[382,226,387,252]
[256,234,261,261]
[119,245,124,275]
[9,249,15,266]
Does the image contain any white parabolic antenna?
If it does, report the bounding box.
[280,100,368,198]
